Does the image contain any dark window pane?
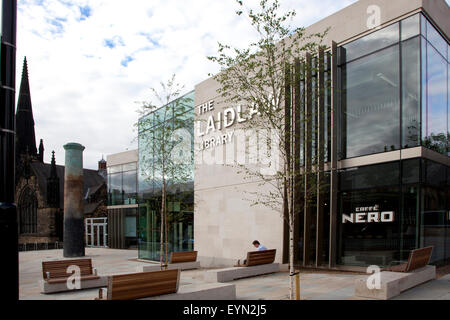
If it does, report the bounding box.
[341,23,399,62]
[402,159,420,184]
[339,161,400,191]
[341,45,400,158]
[424,160,447,188]
[421,182,447,263]
[401,14,420,41]
[338,186,401,267]
[402,37,421,148]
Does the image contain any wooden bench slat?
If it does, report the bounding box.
[405,246,433,272]
[170,251,197,264]
[246,249,276,267]
[388,246,433,273]
[42,259,95,280]
[107,270,180,300]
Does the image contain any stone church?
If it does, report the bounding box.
[15,58,107,244]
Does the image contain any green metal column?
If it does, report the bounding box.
[63,142,85,257]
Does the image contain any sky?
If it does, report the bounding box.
[16,0,357,170]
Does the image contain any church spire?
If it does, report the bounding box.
[47,151,60,208]
[16,57,37,159]
[38,139,44,162]
[50,151,57,178]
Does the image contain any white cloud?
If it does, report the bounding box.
[16,0,357,169]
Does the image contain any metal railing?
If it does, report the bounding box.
[18,241,63,252]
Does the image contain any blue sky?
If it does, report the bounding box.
[16,0,357,169]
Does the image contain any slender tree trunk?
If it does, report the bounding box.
[164,182,168,268]
[289,213,295,300]
[160,180,165,270]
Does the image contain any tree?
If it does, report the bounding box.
[136,75,194,268]
[207,0,328,299]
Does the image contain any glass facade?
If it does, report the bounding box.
[339,13,449,159]
[334,13,449,267]
[337,159,449,266]
[107,162,138,206]
[137,91,194,261]
[290,12,449,268]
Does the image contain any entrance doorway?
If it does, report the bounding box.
[85,217,108,247]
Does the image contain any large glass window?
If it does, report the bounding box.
[339,13,449,159]
[401,14,420,41]
[138,91,195,261]
[341,44,400,158]
[108,172,123,206]
[402,37,421,148]
[420,160,449,264]
[340,23,399,63]
[423,43,448,153]
[338,162,401,267]
[421,15,449,155]
[107,162,138,206]
[338,159,450,267]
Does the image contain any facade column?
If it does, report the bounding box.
[316,47,325,267]
[63,142,85,257]
[293,58,302,264]
[303,53,313,266]
[329,41,339,268]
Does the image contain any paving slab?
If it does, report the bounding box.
[19,248,450,300]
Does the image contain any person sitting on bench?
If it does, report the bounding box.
[236,240,267,266]
[252,240,267,251]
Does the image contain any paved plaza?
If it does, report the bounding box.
[19,248,450,300]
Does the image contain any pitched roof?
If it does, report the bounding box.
[30,161,106,209]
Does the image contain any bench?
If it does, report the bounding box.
[39,258,108,294]
[96,269,235,300]
[355,247,436,300]
[205,249,280,283]
[140,251,200,272]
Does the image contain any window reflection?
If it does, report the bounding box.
[109,172,123,206]
[402,37,421,148]
[107,163,138,206]
[423,43,448,154]
[340,13,449,158]
[137,91,195,261]
[425,18,447,58]
[341,23,399,63]
[401,14,420,41]
[341,45,400,158]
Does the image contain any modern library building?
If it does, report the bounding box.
[137,0,450,271]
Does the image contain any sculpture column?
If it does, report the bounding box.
[63,142,85,257]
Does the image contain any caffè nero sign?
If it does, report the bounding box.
[342,205,394,224]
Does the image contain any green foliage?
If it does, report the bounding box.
[207,0,329,217]
[136,75,194,191]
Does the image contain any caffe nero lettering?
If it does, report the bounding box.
[342,205,395,224]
